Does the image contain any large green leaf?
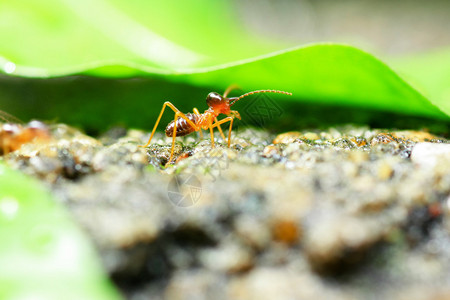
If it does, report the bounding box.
[0,163,122,300]
[168,44,447,118]
[389,48,450,118]
[0,0,448,119]
[0,0,276,75]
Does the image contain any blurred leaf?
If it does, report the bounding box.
[0,163,122,300]
[0,0,448,119]
[390,48,450,117]
[169,44,447,119]
[0,0,276,75]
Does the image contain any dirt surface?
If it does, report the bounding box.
[3,123,450,300]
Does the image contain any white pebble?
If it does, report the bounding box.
[411,142,450,168]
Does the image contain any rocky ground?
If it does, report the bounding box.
[3,123,450,300]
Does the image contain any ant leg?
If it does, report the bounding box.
[193,108,203,139]
[169,109,203,164]
[168,109,204,164]
[140,102,172,148]
[214,117,226,141]
[141,101,199,148]
[168,111,182,163]
[209,121,215,148]
[211,117,234,147]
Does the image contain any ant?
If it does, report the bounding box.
[141,86,292,163]
[0,110,50,155]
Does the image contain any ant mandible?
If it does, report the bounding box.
[141,86,292,163]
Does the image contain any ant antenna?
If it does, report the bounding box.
[229,90,292,106]
[0,110,23,124]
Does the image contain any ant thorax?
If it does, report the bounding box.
[197,110,218,129]
[208,102,231,116]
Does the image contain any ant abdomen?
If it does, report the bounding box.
[165,113,199,137]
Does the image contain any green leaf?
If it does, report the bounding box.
[0,0,448,119]
[0,0,276,75]
[389,48,450,117]
[168,44,447,119]
[0,163,122,300]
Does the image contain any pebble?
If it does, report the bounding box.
[271,218,301,245]
[392,130,443,142]
[370,133,396,146]
[411,142,450,168]
[199,240,253,273]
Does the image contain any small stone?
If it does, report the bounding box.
[273,131,301,144]
[370,133,396,146]
[411,142,450,168]
[273,132,321,144]
[165,270,227,300]
[350,136,367,147]
[262,145,279,157]
[199,241,253,273]
[332,138,355,150]
[348,151,369,163]
[377,161,394,180]
[304,132,320,140]
[29,156,62,175]
[272,218,301,245]
[392,130,443,142]
[234,216,271,249]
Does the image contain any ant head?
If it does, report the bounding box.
[206,92,233,115]
[206,92,226,107]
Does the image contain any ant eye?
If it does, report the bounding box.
[206,92,223,106]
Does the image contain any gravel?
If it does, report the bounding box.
[3,123,450,300]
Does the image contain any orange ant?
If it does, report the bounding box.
[141,86,292,163]
[0,110,50,155]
